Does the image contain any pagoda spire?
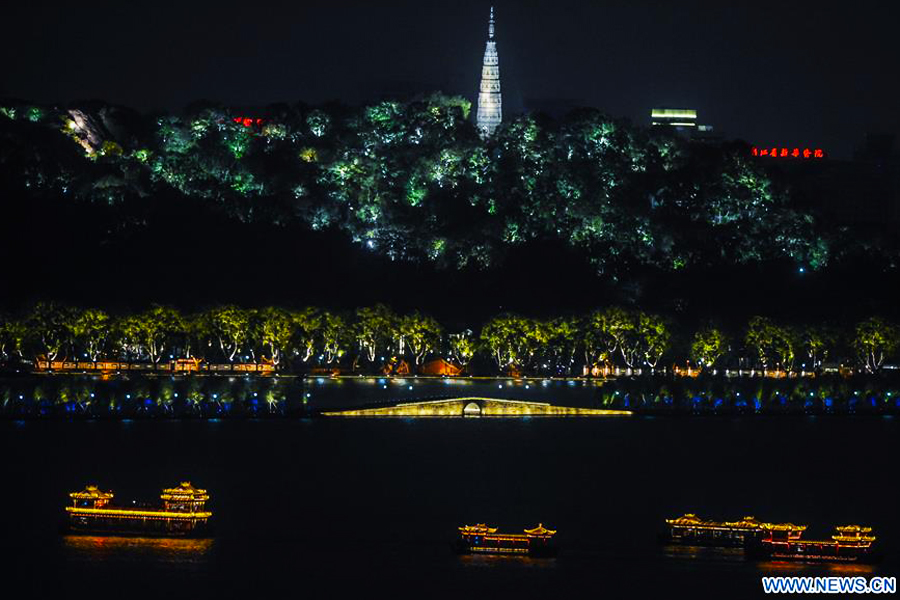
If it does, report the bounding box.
[476,6,502,137]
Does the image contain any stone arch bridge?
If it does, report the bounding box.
[321,397,631,417]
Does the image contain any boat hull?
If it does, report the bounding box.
[659,532,754,548]
[66,515,211,538]
[453,540,556,557]
[746,541,879,564]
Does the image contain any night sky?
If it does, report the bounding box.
[3,0,899,157]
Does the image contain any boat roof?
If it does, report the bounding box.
[459,524,498,534]
[70,485,114,500]
[160,481,209,501]
[667,513,806,531]
[524,523,556,536]
[833,525,876,542]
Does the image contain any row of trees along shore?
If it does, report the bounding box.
[1,303,898,376]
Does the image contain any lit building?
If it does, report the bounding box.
[476,7,502,136]
[650,108,716,139]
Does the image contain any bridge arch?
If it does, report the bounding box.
[462,401,482,417]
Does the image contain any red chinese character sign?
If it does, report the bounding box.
[751,146,825,159]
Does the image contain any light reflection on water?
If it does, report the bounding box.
[62,535,213,564]
[756,560,876,576]
[662,544,747,563]
[457,554,557,569]
[663,545,878,574]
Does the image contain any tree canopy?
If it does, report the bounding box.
[0,95,856,277]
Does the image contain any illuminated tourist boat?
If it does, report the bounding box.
[65,482,212,537]
[746,525,879,563]
[455,523,556,556]
[663,514,806,547]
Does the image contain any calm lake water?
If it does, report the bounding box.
[1,416,897,599]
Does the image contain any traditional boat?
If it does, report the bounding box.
[746,525,879,563]
[65,482,212,537]
[663,514,806,547]
[455,523,556,556]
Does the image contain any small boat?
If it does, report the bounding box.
[662,514,806,547]
[455,523,556,557]
[65,482,212,537]
[746,525,879,564]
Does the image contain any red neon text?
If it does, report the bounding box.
[233,117,264,128]
[752,146,825,159]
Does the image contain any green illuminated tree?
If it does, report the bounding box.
[582,307,636,367]
[744,316,794,370]
[480,315,534,370]
[448,330,476,369]
[853,317,900,373]
[690,327,728,369]
[639,313,670,368]
[292,307,322,362]
[800,325,838,371]
[398,312,442,365]
[204,305,250,362]
[0,316,26,360]
[25,302,76,361]
[181,313,212,360]
[257,307,295,367]
[112,315,144,361]
[745,316,777,369]
[543,317,579,375]
[71,308,111,361]
[134,305,184,364]
[320,311,350,364]
[354,305,397,363]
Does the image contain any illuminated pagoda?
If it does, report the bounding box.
[160,481,211,512]
[66,482,212,537]
[476,6,502,136]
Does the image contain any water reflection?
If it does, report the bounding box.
[457,554,557,569]
[662,544,746,562]
[663,545,879,575]
[62,535,213,564]
[757,560,876,576]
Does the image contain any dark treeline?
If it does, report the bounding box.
[3,94,893,279]
[2,302,898,376]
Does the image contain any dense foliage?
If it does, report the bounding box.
[2,303,897,376]
[0,96,840,276]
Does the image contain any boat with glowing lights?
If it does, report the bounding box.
[455,523,556,556]
[65,482,212,537]
[663,514,806,547]
[746,525,879,563]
